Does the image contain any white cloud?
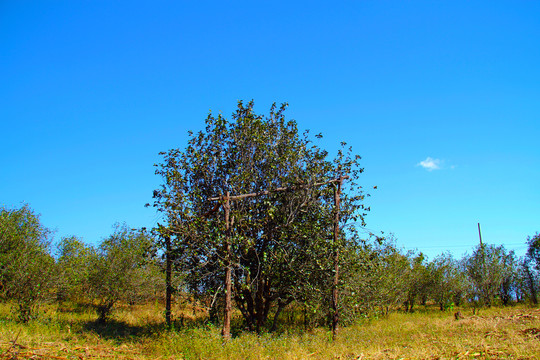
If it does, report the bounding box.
[417,157,441,171]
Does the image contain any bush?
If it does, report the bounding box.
[87,224,162,322]
[0,204,56,322]
[56,236,95,303]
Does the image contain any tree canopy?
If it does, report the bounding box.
[0,204,56,322]
[151,101,369,332]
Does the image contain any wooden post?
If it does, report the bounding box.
[331,177,343,340]
[204,177,349,338]
[165,234,172,328]
[222,192,232,339]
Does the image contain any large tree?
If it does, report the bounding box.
[151,101,368,333]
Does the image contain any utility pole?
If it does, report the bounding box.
[477,223,483,247]
[478,222,487,306]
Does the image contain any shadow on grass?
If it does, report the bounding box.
[79,316,219,341]
[81,319,152,340]
[165,316,248,338]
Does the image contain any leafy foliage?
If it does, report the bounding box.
[526,232,540,271]
[0,204,56,322]
[87,224,162,322]
[56,236,95,303]
[151,101,368,332]
[464,244,513,307]
[428,253,465,310]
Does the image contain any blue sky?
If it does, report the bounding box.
[1,1,538,259]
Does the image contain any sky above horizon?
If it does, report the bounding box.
[1,1,539,260]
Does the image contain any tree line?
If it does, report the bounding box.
[0,207,162,323]
[1,101,539,334]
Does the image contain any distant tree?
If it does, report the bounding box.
[429,253,464,311]
[0,205,56,322]
[404,252,428,312]
[498,250,518,306]
[464,244,510,307]
[452,259,469,307]
[373,243,411,315]
[344,236,409,317]
[87,224,161,323]
[516,233,540,305]
[515,256,538,304]
[526,232,540,271]
[56,236,95,303]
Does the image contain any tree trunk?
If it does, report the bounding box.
[331,177,342,340]
[270,301,285,332]
[255,276,265,333]
[165,235,172,328]
[304,302,308,331]
[526,265,538,305]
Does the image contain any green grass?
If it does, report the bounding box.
[2,302,540,359]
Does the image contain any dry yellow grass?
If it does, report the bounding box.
[1,302,540,359]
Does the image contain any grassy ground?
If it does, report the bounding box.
[1,302,540,359]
